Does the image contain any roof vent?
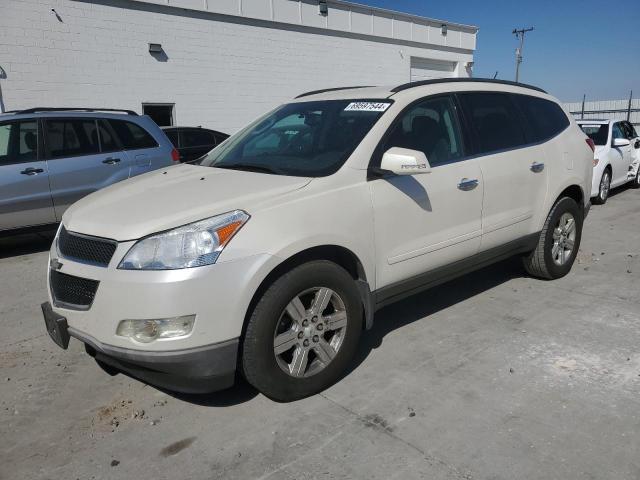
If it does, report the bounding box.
[318,0,328,16]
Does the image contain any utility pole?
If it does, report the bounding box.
[513,27,534,83]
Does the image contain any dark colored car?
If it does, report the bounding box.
[162,126,229,162]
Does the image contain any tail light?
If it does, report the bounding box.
[586,138,595,152]
[171,148,180,162]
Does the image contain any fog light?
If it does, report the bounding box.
[116,315,195,343]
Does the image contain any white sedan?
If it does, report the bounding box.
[578,119,640,204]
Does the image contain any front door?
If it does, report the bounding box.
[0,119,56,231]
[611,122,632,186]
[370,95,483,289]
[45,118,131,219]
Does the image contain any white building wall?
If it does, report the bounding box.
[0,0,476,133]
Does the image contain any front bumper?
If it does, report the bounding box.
[43,301,238,393]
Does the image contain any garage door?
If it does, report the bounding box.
[410,57,457,82]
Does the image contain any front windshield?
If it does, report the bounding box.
[199,100,392,177]
[579,124,608,146]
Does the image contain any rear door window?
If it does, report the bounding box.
[45,119,100,159]
[108,120,158,150]
[182,129,216,147]
[164,129,180,147]
[97,120,120,153]
[0,121,38,165]
[458,92,527,154]
[213,133,229,145]
[512,94,569,142]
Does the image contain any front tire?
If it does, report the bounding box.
[593,169,611,204]
[523,196,583,280]
[242,260,362,401]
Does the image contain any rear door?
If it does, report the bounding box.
[45,117,131,219]
[0,119,56,231]
[458,92,548,251]
[107,118,166,175]
[179,128,217,162]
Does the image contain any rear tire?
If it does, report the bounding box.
[523,196,583,280]
[631,167,640,189]
[593,169,611,204]
[242,260,362,402]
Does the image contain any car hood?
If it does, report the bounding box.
[62,164,312,241]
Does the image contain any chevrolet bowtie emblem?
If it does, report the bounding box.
[50,258,63,271]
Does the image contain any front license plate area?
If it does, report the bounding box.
[41,302,70,349]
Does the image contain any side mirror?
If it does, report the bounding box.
[380,147,431,175]
[613,138,630,147]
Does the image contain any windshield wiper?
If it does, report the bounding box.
[215,163,281,175]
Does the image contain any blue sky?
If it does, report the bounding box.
[358,0,640,102]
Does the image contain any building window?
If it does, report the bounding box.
[142,103,175,127]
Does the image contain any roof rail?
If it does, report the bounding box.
[295,86,374,99]
[390,78,547,94]
[16,107,138,115]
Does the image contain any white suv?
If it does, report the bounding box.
[42,79,593,401]
[577,119,640,204]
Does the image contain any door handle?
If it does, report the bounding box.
[457,178,479,191]
[20,167,44,176]
[102,157,121,165]
[530,162,545,173]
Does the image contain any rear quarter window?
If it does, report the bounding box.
[512,94,569,143]
[108,120,158,150]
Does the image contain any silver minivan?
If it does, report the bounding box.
[0,108,178,234]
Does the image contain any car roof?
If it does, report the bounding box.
[0,109,142,122]
[292,78,549,102]
[162,126,223,131]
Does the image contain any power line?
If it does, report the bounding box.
[513,27,534,83]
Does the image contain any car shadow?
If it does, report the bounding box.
[343,256,525,380]
[0,229,56,259]
[166,256,525,407]
[607,182,637,199]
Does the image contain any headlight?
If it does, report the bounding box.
[119,210,249,270]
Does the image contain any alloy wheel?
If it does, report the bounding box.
[273,287,348,378]
[600,172,610,201]
[551,212,577,266]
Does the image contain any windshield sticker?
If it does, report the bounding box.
[344,102,391,112]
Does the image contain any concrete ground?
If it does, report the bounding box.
[1,186,639,480]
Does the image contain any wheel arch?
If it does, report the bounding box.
[241,245,375,345]
[557,184,584,208]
